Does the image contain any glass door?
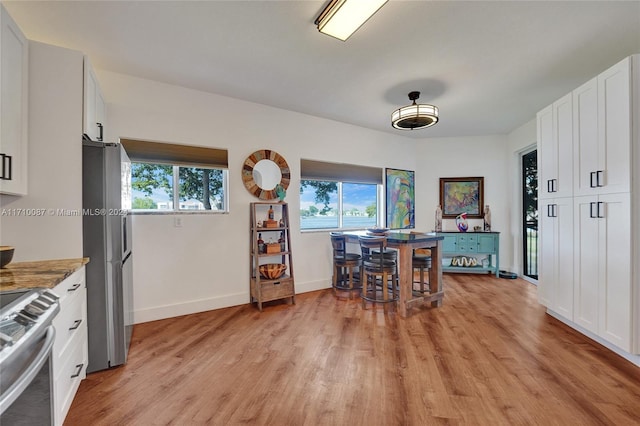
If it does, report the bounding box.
[522,150,538,280]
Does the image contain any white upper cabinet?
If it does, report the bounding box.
[83,56,106,141]
[0,4,28,195]
[574,57,631,196]
[537,92,573,200]
[572,77,598,196]
[597,57,631,194]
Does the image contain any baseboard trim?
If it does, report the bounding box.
[547,309,640,367]
[134,292,247,324]
[133,279,332,324]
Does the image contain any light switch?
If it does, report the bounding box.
[174,216,183,227]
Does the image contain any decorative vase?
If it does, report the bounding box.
[456,213,468,232]
[435,205,442,232]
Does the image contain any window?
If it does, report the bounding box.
[131,163,227,211]
[122,139,228,212]
[300,159,382,230]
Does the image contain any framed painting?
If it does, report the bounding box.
[385,168,415,229]
[439,177,484,218]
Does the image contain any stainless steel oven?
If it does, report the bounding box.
[0,289,60,425]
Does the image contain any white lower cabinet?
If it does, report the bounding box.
[573,193,632,352]
[52,266,88,426]
[538,197,573,318]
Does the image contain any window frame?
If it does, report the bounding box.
[130,161,229,214]
[300,179,383,231]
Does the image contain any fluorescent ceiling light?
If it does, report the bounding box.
[315,0,388,41]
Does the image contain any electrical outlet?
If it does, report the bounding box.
[174,216,183,227]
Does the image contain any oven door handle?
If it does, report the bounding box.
[0,326,55,414]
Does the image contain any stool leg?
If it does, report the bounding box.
[361,271,367,308]
[382,272,388,301]
[420,266,425,294]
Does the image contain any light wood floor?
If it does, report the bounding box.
[65,274,640,425]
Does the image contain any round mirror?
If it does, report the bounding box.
[242,149,290,200]
[253,159,282,190]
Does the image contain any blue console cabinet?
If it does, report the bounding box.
[436,232,500,277]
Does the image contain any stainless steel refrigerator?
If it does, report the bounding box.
[82,138,133,373]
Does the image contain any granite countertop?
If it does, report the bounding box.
[0,258,90,292]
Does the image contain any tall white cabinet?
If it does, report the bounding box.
[537,54,638,358]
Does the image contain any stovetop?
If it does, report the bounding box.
[0,289,60,363]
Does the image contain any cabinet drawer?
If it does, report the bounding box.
[257,279,294,302]
[52,286,86,366]
[457,235,477,252]
[53,267,86,306]
[54,329,87,426]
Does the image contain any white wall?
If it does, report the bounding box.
[0,41,84,261]
[415,135,511,268]
[98,70,420,323]
[97,70,523,323]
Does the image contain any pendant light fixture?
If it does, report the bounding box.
[391,91,439,130]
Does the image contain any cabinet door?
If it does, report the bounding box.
[477,234,495,253]
[553,198,574,319]
[441,234,457,252]
[598,193,631,351]
[83,57,105,141]
[539,198,573,316]
[573,196,599,333]
[537,105,554,200]
[573,77,598,197]
[0,4,28,195]
[537,94,572,199]
[554,93,573,198]
[538,201,555,308]
[597,57,630,194]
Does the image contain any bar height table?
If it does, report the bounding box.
[341,231,444,317]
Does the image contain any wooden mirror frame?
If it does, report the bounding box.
[242,149,290,200]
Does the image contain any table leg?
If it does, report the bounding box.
[397,245,412,317]
[429,241,443,307]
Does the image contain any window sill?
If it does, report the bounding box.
[130,210,229,216]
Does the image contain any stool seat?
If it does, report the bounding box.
[412,255,432,296]
[330,233,362,293]
[359,236,398,307]
[412,255,432,268]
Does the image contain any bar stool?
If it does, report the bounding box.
[358,236,399,308]
[413,249,432,296]
[410,231,432,296]
[330,233,362,293]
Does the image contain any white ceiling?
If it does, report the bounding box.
[4,0,640,139]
